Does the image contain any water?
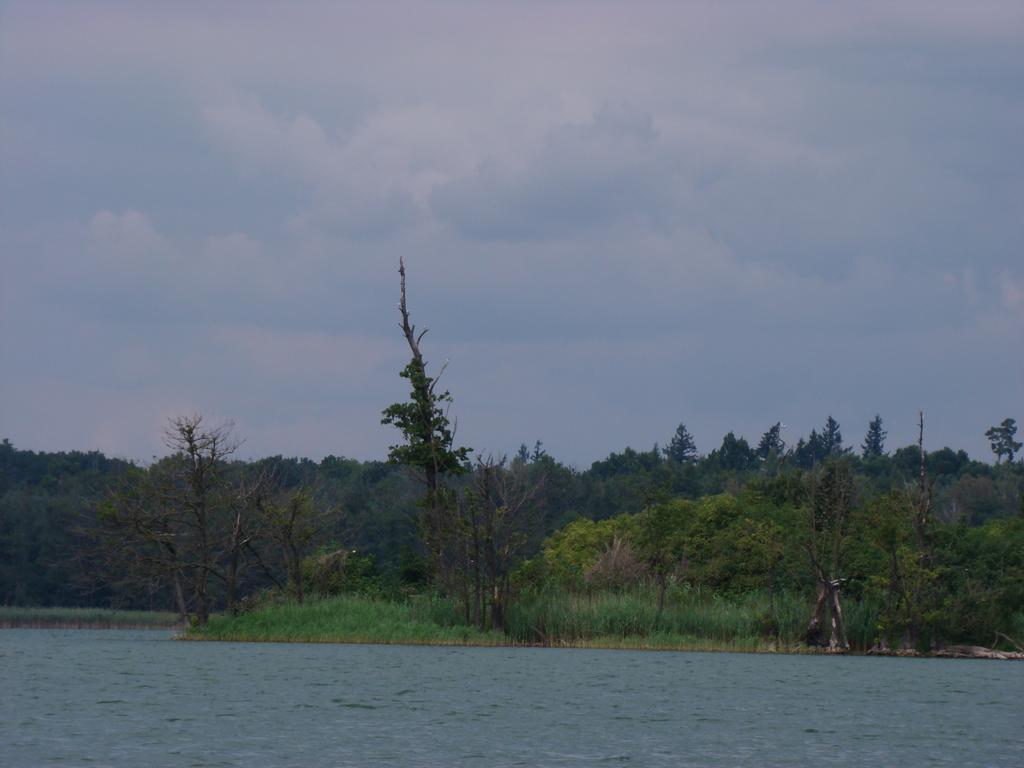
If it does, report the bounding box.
[1,630,1021,767]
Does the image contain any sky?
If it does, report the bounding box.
[1,1,1022,467]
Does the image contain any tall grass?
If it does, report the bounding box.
[0,606,180,628]
[188,588,884,652]
[505,587,882,652]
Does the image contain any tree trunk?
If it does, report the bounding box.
[172,569,188,624]
[827,579,849,652]
[283,541,303,603]
[804,581,828,646]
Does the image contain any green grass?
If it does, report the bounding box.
[0,606,181,629]
[187,588,888,653]
[190,595,507,645]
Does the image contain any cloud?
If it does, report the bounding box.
[89,210,169,262]
[430,106,679,241]
[201,94,424,239]
[2,1,1023,464]
[1000,272,1024,315]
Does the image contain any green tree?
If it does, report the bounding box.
[664,423,698,464]
[381,258,471,588]
[821,415,845,456]
[756,422,785,459]
[708,431,755,472]
[985,418,1022,464]
[635,499,691,613]
[862,414,887,458]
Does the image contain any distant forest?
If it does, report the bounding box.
[2,414,1021,611]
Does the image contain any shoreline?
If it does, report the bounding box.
[181,631,1024,659]
[0,607,181,631]
[1,621,182,630]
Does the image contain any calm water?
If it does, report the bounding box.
[1,630,1021,767]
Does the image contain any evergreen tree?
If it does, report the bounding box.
[985,418,1022,464]
[710,431,756,472]
[794,430,826,469]
[531,440,548,463]
[862,414,887,458]
[757,422,785,458]
[821,416,844,456]
[663,423,698,464]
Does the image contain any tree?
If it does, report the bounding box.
[708,431,755,472]
[821,416,844,456]
[663,423,697,463]
[381,258,471,588]
[756,422,785,459]
[802,458,855,652]
[260,489,320,603]
[985,418,1022,464]
[793,430,825,469]
[530,440,548,463]
[635,499,690,614]
[459,456,543,630]
[97,415,260,625]
[862,414,887,458]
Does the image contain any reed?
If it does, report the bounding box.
[0,606,180,629]
[188,589,885,653]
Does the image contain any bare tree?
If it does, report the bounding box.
[96,415,272,625]
[459,456,543,630]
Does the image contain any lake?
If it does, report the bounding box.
[1,629,1021,767]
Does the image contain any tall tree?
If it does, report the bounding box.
[821,416,844,456]
[664,423,698,464]
[756,422,785,459]
[985,418,1022,464]
[861,414,887,458]
[381,258,471,588]
[793,429,826,469]
[710,431,755,472]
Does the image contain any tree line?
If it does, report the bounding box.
[0,261,1021,649]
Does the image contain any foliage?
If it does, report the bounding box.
[985,418,1022,464]
[862,414,887,458]
[663,423,698,464]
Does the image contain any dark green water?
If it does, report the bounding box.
[1,629,1021,767]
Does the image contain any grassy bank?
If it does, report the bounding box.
[0,606,181,629]
[191,596,507,645]
[189,590,872,653]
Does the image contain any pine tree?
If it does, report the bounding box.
[821,416,844,456]
[862,414,887,458]
[664,423,698,464]
[794,429,826,468]
[985,418,1022,464]
[757,422,785,458]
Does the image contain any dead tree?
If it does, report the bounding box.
[460,456,543,630]
[96,415,264,625]
[803,459,855,652]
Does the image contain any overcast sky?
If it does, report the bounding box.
[1,1,1021,466]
